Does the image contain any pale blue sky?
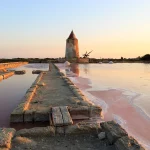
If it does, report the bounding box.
[0,0,150,58]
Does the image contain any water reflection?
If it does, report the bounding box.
[0,63,49,127]
[82,64,90,74]
[65,63,79,77]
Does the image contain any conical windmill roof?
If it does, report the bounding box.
[67,30,77,39]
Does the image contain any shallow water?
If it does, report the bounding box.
[56,63,150,150]
[0,63,49,127]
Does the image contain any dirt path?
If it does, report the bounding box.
[28,63,88,113]
[12,134,115,150]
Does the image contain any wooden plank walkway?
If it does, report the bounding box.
[52,107,63,126]
[60,106,73,125]
[52,106,73,126]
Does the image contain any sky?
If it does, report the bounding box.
[0,0,150,58]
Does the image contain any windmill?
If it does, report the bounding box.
[82,50,93,58]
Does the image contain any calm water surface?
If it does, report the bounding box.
[56,63,150,150]
[0,63,49,127]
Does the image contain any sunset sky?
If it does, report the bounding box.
[0,0,150,58]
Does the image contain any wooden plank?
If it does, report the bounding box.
[52,107,63,126]
[60,106,73,125]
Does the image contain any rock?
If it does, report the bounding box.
[16,126,55,137]
[115,136,145,150]
[37,82,46,86]
[100,121,128,144]
[15,70,26,74]
[32,70,43,74]
[89,106,102,117]
[65,122,100,135]
[0,128,16,149]
[98,132,106,140]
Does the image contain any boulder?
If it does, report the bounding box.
[100,121,128,144]
[115,136,145,150]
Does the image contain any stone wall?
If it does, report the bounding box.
[78,58,89,63]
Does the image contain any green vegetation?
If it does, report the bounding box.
[141,54,150,61]
[0,54,150,63]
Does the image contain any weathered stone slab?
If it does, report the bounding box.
[115,136,145,150]
[65,122,100,135]
[27,86,37,93]
[24,110,33,122]
[24,91,35,103]
[52,107,63,126]
[89,106,102,117]
[32,70,43,74]
[100,121,128,144]
[59,72,65,76]
[69,106,89,120]
[69,85,77,90]
[34,110,49,122]
[66,81,74,85]
[60,106,73,125]
[16,126,55,137]
[32,73,43,85]
[15,70,26,74]
[10,103,25,122]
[0,128,16,149]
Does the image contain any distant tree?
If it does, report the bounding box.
[121,57,123,60]
[141,54,150,61]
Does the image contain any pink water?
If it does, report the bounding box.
[0,63,49,127]
[56,63,150,150]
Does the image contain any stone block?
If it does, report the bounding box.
[0,128,16,149]
[34,110,49,122]
[26,87,37,93]
[115,136,145,150]
[32,70,43,74]
[16,126,55,137]
[24,110,34,122]
[89,106,102,117]
[65,122,100,135]
[100,121,128,144]
[69,106,89,120]
[15,70,26,74]
[10,103,25,122]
